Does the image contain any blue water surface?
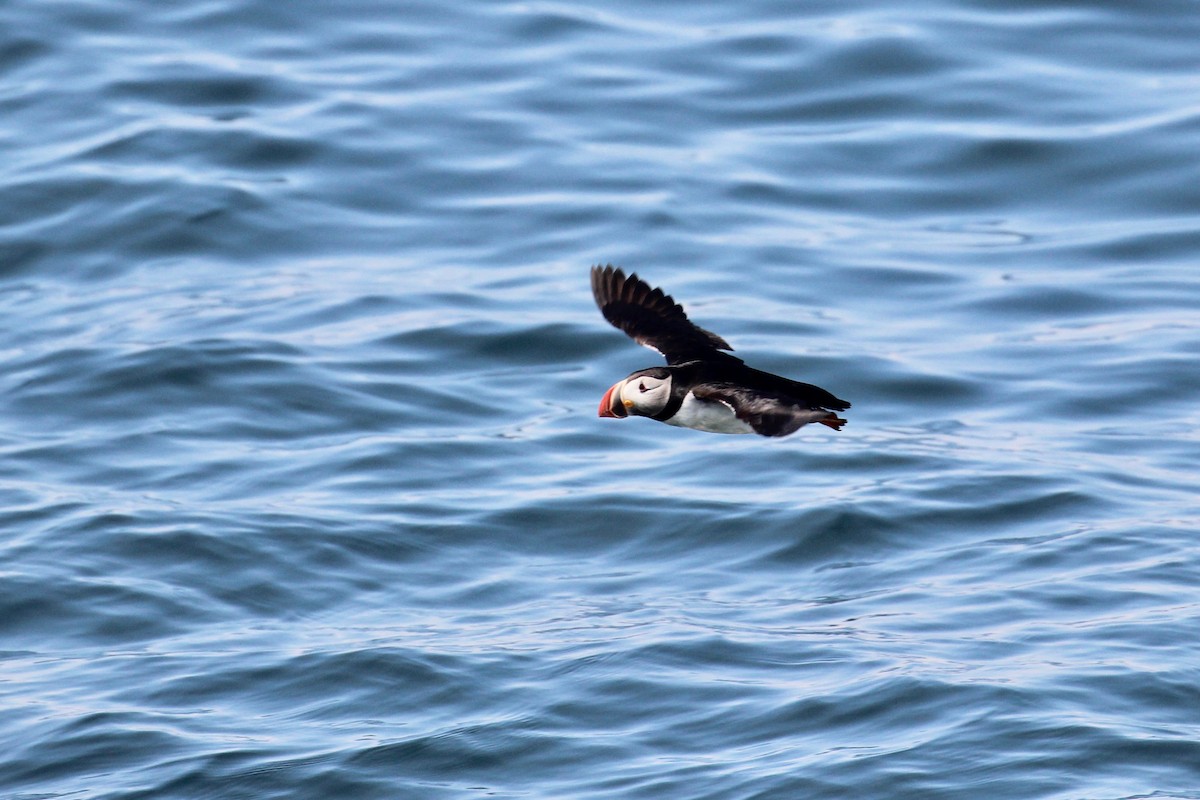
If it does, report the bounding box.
[3,1,1200,798]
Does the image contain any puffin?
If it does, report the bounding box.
[592,264,850,437]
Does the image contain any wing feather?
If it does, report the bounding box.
[591,264,736,365]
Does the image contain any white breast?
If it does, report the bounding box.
[665,393,755,434]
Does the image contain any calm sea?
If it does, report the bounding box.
[2,1,1199,798]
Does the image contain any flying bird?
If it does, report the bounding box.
[591,264,849,437]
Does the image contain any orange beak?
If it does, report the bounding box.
[598,380,628,418]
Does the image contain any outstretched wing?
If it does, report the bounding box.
[692,382,848,437]
[591,264,737,365]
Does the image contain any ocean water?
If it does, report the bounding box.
[2,0,1200,798]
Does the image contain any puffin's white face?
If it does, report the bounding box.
[599,371,672,419]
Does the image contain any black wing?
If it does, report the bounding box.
[591,264,737,365]
[738,365,851,412]
[692,382,848,437]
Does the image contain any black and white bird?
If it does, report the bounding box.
[592,264,850,437]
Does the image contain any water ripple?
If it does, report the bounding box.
[3,0,1200,798]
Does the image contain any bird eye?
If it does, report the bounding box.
[638,382,648,392]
